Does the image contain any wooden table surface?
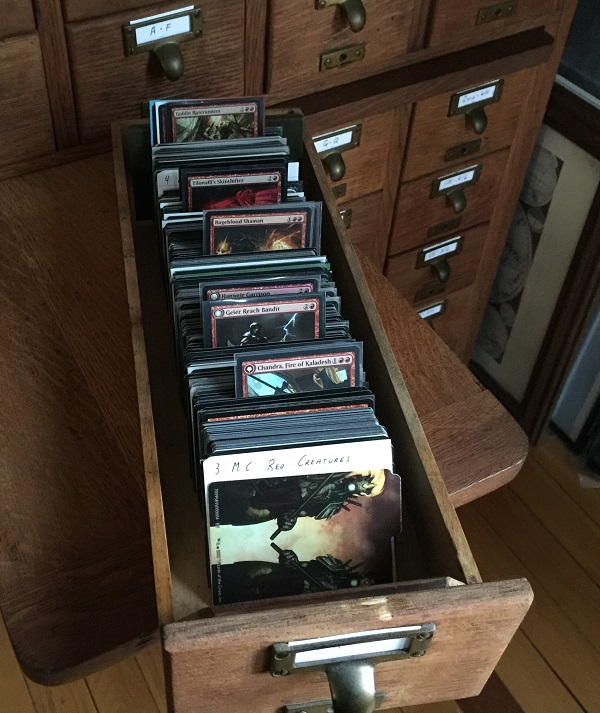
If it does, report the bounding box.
[0,153,527,686]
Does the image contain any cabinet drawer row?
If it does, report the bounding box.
[0,0,556,158]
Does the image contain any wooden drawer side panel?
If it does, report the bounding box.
[0,36,55,167]
[1,0,36,39]
[163,580,533,713]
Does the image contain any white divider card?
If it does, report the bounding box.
[203,438,394,485]
[129,5,194,45]
[156,169,179,197]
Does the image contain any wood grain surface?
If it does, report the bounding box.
[340,190,387,269]
[266,0,417,100]
[1,0,35,39]
[402,66,536,181]
[306,110,396,203]
[163,580,532,713]
[62,0,163,22]
[389,149,509,256]
[385,223,488,305]
[0,143,527,684]
[33,0,80,149]
[66,0,246,143]
[0,35,55,168]
[0,153,157,685]
[425,0,558,51]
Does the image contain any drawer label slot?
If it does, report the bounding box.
[448,79,505,117]
[123,5,202,56]
[313,124,362,155]
[339,208,353,228]
[271,623,435,674]
[431,165,482,197]
[417,236,464,268]
[418,302,447,321]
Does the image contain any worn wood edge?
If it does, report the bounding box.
[244,0,267,94]
[32,0,79,148]
[162,578,533,652]
[302,125,481,586]
[112,122,174,625]
[270,28,554,118]
[0,139,111,183]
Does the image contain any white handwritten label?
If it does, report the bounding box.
[422,238,461,263]
[418,303,445,320]
[134,15,191,44]
[438,168,477,192]
[456,83,498,109]
[203,439,394,484]
[313,129,354,154]
[156,169,179,197]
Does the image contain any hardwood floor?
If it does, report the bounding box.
[1,431,596,713]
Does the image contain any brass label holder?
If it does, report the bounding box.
[320,43,366,71]
[418,301,447,325]
[448,79,504,135]
[332,183,348,199]
[416,235,464,270]
[427,217,461,239]
[123,6,203,81]
[431,165,482,214]
[477,1,518,24]
[339,208,353,228]
[270,624,434,713]
[313,124,362,182]
[444,139,482,162]
[316,0,367,33]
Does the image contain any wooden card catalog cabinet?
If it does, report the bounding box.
[113,118,532,712]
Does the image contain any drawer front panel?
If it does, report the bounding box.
[267,0,416,99]
[1,0,36,39]
[426,0,558,51]
[339,191,386,270]
[67,0,246,143]
[0,36,55,167]
[62,0,163,23]
[389,149,509,255]
[163,580,532,712]
[417,285,477,359]
[386,224,488,304]
[403,67,536,181]
[307,111,395,204]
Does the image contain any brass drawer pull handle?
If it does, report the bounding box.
[317,0,367,32]
[465,106,488,135]
[446,188,467,214]
[153,42,184,81]
[327,661,376,713]
[322,152,346,181]
[431,258,451,283]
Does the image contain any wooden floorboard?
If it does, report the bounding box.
[2,433,597,713]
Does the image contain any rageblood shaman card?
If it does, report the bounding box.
[203,207,310,255]
[181,167,285,212]
[234,344,362,397]
[203,295,324,348]
[163,98,264,143]
[207,468,401,604]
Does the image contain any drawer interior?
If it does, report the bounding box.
[114,118,481,625]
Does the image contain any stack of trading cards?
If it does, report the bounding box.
[148,97,401,605]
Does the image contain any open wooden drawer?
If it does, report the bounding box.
[112,116,532,713]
